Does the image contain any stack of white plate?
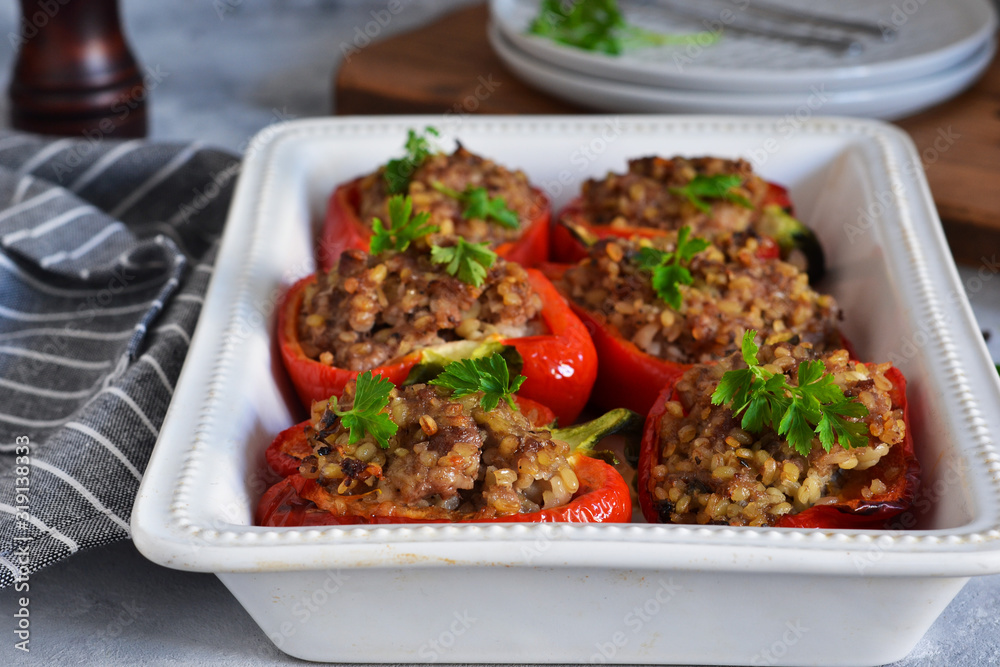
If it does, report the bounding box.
[489,0,997,119]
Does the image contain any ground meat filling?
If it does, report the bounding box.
[576,156,771,236]
[648,343,906,527]
[561,233,840,364]
[357,145,542,246]
[297,247,544,370]
[297,383,579,520]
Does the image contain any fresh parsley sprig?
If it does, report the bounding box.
[710,331,871,457]
[529,0,718,56]
[329,371,399,449]
[432,183,520,230]
[633,225,709,310]
[430,238,497,287]
[430,353,526,412]
[369,195,438,254]
[384,126,440,194]
[669,174,753,214]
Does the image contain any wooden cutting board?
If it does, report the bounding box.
[334,3,1000,265]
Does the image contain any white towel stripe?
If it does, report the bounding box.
[65,421,142,481]
[138,353,174,395]
[0,554,20,580]
[69,140,144,193]
[0,375,98,399]
[0,326,136,342]
[31,460,132,534]
[0,345,114,370]
[0,135,35,152]
[155,322,191,345]
[110,142,203,218]
[2,205,94,245]
[0,188,62,226]
[0,252,161,298]
[0,503,80,552]
[12,174,34,205]
[0,295,150,321]
[105,386,158,437]
[15,138,76,179]
[38,221,127,268]
[175,293,204,304]
[0,411,72,428]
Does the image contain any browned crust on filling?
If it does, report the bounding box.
[649,344,906,526]
[358,145,542,246]
[298,383,579,519]
[561,233,840,364]
[298,247,543,370]
[577,156,771,236]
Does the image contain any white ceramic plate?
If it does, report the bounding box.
[132,116,1000,665]
[491,23,996,119]
[492,0,998,93]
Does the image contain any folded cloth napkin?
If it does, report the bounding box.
[0,132,239,588]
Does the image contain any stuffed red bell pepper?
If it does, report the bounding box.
[638,331,920,528]
[548,228,842,415]
[551,156,825,282]
[256,363,639,526]
[279,197,596,425]
[319,127,549,271]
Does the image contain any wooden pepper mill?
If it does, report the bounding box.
[8,0,148,137]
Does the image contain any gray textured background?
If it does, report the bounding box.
[1,1,999,665]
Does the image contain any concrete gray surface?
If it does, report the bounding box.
[1,1,999,665]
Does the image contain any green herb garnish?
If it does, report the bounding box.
[529,0,717,55]
[429,353,526,412]
[369,195,438,254]
[430,238,497,287]
[432,183,520,229]
[669,174,753,214]
[710,331,871,457]
[384,126,440,194]
[329,371,398,449]
[633,225,709,310]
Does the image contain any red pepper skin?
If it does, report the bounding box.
[319,178,551,271]
[264,397,557,478]
[277,270,597,425]
[550,184,790,264]
[277,275,420,410]
[637,365,920,529]
[572,303,690,417]
[255,453,631,526]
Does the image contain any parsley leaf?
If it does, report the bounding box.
[432,183,520,229]
[429,353,527,412]
[710,331,872,456]
[631,226,709,310]
[529,0,717,56]
[384,126,440,194]
[369,195,438,255]
[330,371,398,449]
[669,174,754,214]
[430,238,497,287]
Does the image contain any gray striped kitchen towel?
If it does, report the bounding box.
[0,132,240,588]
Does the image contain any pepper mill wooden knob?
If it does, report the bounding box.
[8,0,148,138]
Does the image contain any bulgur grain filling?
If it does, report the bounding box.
[358,145,540,246]
[297,383,579,520]
[578,156,769,236]
[561,233,840,364]
[298,247,544,370]
[649,343,906,527]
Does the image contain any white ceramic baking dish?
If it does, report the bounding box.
[131,116,1000,666]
